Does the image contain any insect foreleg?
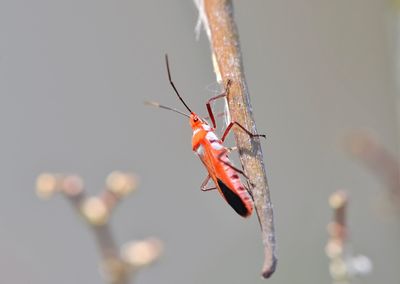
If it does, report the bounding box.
[204,111,226,123]
[206,80,232,128]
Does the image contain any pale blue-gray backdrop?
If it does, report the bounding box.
[0,1,399,283]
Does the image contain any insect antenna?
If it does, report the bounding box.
[165,54,193,114]
[145,101,190,118]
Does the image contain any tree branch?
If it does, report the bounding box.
[36,172,163,284]
[194,0,277,278]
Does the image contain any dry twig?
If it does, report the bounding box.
[36,172,162,284]
[326,191,350,284]
[326,191,372,284]
[194,0,276,278]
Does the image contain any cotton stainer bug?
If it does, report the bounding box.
[146,55,266,217]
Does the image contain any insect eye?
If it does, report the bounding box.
[193,117,198,122]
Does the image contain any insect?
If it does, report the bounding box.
[147,55,265,217]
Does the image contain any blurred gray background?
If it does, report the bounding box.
[0,0,399,283]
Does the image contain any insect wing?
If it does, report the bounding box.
[200,143,251,217]
[215,178,251,217]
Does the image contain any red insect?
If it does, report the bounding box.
[147,55,265,217]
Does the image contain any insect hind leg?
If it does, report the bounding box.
[217,150,256,190]
[217,150,249,180]
[244,181,255,200]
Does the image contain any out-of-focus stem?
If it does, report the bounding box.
[326,191,349,284]
[326,191,372,283]
[36,172,162,284]
[344,130,400,205]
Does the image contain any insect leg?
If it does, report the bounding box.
[217,150,256,189]
[226,146,237,153]
[244,182,255,200]
[217,150,249,180]
[206,80,232,128]
[221,121,266,142]
[200,174,217,192]
[203,111,226,122]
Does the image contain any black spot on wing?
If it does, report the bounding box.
[217,179,249,217]
[230,174,239,180]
